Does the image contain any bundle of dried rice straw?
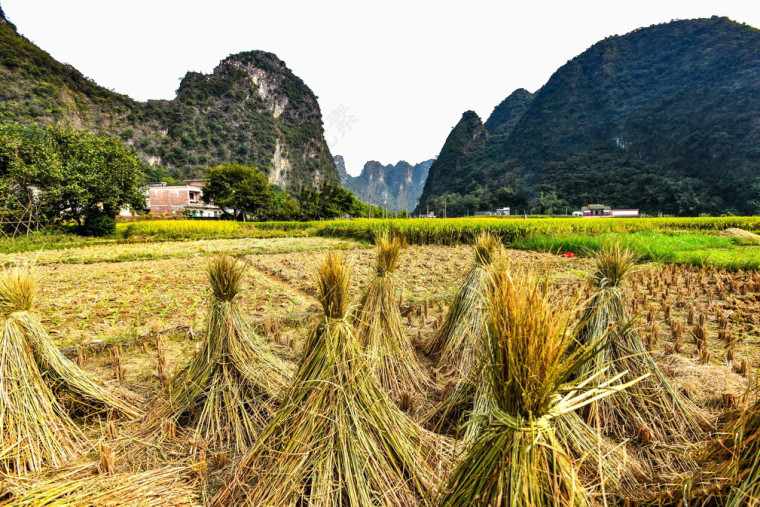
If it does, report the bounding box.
[212,251,452,506]
[142,255,293,453]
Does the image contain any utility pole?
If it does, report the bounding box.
[367,190,372,220]
[443,198,447,220]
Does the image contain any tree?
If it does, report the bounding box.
[203,164,271,220]
[34,126,146,235]
[296,184,357,220]
[260,185,299,220]
[318,184,355,219]
[0,125,52,209]
[538,189,562,215]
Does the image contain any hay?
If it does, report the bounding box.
[575,244,710,456]
[18,316,142,419]
[718,227,760,245]
[0,467,199,506]
[0,267,140,474]
[142,255,293,454]
[720,401,760,505]
[355,231,433,402]
[425,232,500,376]
[211,251,452,506]
[427,261,646,497]
[0,312,84,474]
[677,395,760,505]
[438,265,641,506]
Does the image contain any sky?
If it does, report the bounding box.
[3,1,760,176]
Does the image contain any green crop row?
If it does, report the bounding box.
[313,217,760,245]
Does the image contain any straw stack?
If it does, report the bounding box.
[438,265,639,506]
[212,251,451,506]
[142,255,293,453]
[355,231,433,402]
[425,232,500,376]
[0,267,141,474]
[575,245,710,466]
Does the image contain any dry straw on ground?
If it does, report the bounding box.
[0,266,141,475]
[142,255,293,454]
[212,251,452,506]
[679,394,760,505]
[425,232,500,377]
[438,264,640,506]
[354,231,433,402]
[0,466,199,506]
[574,245,711,470]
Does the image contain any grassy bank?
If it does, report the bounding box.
[513,230,760,270]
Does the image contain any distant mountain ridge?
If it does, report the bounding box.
[417,17,760,216]
[336,156,433,213]
[0,5,338,190]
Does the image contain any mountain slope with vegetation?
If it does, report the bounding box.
[417,17,760,217]
[0,6,337,191]
[483,88,533,135]
[336,156,433,213]
[415,111,488,212]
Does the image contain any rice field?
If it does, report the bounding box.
[0,228,759,505]
[10,215,760,269]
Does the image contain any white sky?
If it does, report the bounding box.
[3,1,760,175]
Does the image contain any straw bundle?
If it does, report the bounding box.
[438,266,640,506]
[211,251,451,506]
[721,403,760,505]
[142,255,293,453]
[355,232,433,401]
[425,232,500,376]
[0,467,198,506]
[575,245,709,450]
[0,267,140,474]
[681,398,760,505]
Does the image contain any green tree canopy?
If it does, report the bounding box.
[203,163,271,220]
[39,126,146,232]
[0,124,147,235]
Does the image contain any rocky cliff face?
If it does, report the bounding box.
[0,12,337,190]
[337,156,433,213]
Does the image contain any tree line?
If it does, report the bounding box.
[0,124,395,236]
[201,163,398,222]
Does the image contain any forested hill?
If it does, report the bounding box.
[336,156,433,213]
[0,6,338,190]
[416,17,760,217]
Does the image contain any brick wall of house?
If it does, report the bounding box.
[148,186,199,215]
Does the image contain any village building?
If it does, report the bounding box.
[184,203,225,218]
[580,204,639,217]
[146,181,228,217]
[474,207,511,217]
[147,184,202,215]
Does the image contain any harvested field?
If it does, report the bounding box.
[1,235,759,504]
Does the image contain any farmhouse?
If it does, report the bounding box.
[147,180,233,217]
[147,183,203,215]
[473,207,511,217]
[580,204,639,218]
